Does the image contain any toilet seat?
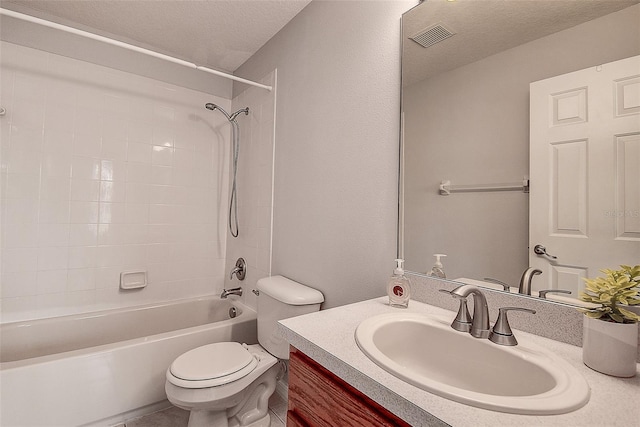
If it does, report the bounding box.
[168,342,258,389]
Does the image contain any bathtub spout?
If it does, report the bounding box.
[221,287,243,299]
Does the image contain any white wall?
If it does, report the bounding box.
[403,5,640,285]
[235,1,413,308]
[0,41,232,321]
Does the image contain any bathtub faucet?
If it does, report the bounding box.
[221,287,243,299]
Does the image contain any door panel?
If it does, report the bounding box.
[530,55,640,296]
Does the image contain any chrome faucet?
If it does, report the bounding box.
[489,307,536,346]
[221,287,243,299]
[449,285,490,339]
[518,268,542,295]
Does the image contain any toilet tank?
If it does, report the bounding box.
[257,275,324,359]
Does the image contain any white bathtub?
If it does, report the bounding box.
[0,296,257,427]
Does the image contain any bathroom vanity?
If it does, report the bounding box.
[287,347,409,426]
[279,294,640,426]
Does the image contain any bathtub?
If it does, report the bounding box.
[0,295,257,427]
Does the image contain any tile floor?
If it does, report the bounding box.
[123,393,287,427]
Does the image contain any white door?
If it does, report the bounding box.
[529,55,640,297]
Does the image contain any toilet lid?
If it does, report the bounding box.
[169,342,257,387]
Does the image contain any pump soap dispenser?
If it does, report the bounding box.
[428,254,447,278]
[388,259,410,308]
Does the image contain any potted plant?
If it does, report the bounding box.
[579,264,640,377]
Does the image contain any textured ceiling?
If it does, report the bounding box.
[2,0,312,73]
[403,0,639,87]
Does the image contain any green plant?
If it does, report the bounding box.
[579,264,640,323]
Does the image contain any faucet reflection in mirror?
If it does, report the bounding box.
[400,0,640,304]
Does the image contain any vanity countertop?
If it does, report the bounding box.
[278,297,640,427]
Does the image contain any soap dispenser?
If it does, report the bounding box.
[428,254,447,279]
[388,259,410,308]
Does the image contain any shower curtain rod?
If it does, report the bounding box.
[0,8,273,91]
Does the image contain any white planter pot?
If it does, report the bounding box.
[582,316,638,377]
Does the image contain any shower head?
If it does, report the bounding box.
[204,103,249,122]
[229,108,250,121]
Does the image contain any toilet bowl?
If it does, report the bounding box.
[166,343,278,427]
[165,276,324,427]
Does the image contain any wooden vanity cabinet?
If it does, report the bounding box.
[287,346,410,427]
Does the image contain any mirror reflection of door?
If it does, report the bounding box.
[529,55,640,296]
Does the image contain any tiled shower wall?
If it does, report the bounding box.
[225,71,276,309]
[0,41,235,322]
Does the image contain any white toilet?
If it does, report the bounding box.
[165,275,324,427]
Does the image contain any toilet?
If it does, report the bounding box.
[165,275,324,427]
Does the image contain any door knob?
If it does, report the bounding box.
[533,244,557,260]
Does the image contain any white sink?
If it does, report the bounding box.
[355,312,590,415]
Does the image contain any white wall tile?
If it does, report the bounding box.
[127,142,152,163]
[70,179,99,202]
[36,269,68,294]
[38,200,70,223]
[125,161,152,183]
[44,101,75,133]
[70,201,99,224]
[1,41,232,321]
[9,125,44,153]
[101,137,128,160]
[6,148,41,174]
[68,246,97,269]
[2,247,38,273]
[71,156,101,180]
[5,173,40,198]
[124,203,148,223]
[69,223,98,246]
[11,100,45,130]
[38,223,70,247]
[3,198,39,224]
[41,151,72,178]
[41,177,71,201]
[72,132,102,158]
[67,268,96,292]
[37,246,68,271]
[101,117,128,142]
[127,120,153,144]
[43,130,73,154]
[99,181,126,203]
[3,222,39,248]
[151,145,174,166]
[99,202,126,224]
[150,165,172,185]
[100,159,126,182]
[125,182,151,204]
[2,271,38,298]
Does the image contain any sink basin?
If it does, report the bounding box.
[355,312,590,415]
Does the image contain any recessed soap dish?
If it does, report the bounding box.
[120,271,147,290]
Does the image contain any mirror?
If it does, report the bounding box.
[400,0,640,303]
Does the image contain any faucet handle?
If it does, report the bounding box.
[483,278,511,292]
[439,289,472,333]
[538,289,572,299]
[489,307,536,346]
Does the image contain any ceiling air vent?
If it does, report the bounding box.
[410,23,456,48]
